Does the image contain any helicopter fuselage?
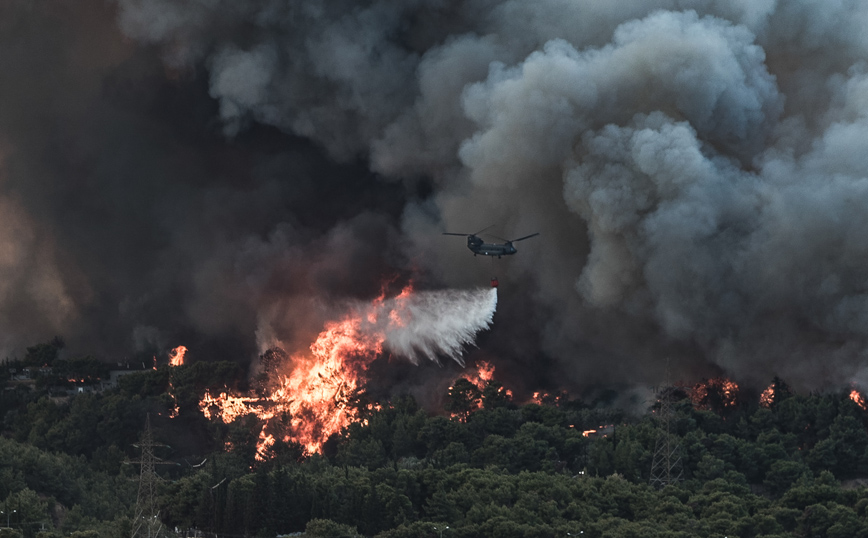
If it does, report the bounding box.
[467,236,517,257]
[443,230,538,258]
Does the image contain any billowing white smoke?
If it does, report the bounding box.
[379,287,498,365]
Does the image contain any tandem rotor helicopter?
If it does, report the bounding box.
[442,226,540,258]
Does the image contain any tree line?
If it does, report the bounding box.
[4,341,868,537]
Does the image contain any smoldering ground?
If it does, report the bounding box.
[4,0,868,396]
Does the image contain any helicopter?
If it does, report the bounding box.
[443,226,540,258]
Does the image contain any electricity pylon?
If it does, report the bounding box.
[649,373,683,488]
[131,414,165,538]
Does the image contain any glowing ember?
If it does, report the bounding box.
[447,360,512,419]
[850,389,867,410]
[164,345,188,418]
[473,365,512,400]
[689,377,739,410]
[530,391,553,405]
[760,384,775,408]
[461,360,495,387]
[169,346,187,367]
[256,431,276,461]
[199,284,498,458]
[582,425,614,438]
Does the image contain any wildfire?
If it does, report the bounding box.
[760,384,775,408]
[200,312,379,456]
[461,360,495,388]
[200,283,421,458]
[169,346,187,367]
[198,283,498,459]
[530,391,556,405]
[164,345,188,418]
[688,377,739,410]
[582,425,614,438]
[850,389,867,410]
[447,360,512,420]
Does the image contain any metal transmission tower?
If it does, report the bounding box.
[131,414,165,538]
[649,384,684,488]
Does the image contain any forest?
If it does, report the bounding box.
[4,340,868,538]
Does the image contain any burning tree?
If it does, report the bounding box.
[198,284,498,459]
[688,377,740,413]
[760,377,794,408]
[445,378,483,422]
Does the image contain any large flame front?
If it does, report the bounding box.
[200,285,498,458]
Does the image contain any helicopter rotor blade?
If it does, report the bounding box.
[442,232,474,236]
[509,232,540,243]
[472,225,495,236]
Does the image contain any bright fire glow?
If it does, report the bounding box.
[164,346,188,418]
[169,346,187,367]
[760,384,774,408]
[198,284,497,458]
[461,360,496,389]
[850,389,867,410]
[200,283,499,459]
[689,377,739,409]
[447,360,512,419]
[530,391,552,405]
[200,307,383,457]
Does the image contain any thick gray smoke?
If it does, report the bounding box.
[5,0,868,393]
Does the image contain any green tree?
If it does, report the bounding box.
[2,489,50,535]
[764,460,809,497]
[444,379,482,422]
[305,518,360,538]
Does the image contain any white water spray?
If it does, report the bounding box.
[379,287,498,365]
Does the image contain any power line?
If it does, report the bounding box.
[649,362,683,488]
[130,414,166,538]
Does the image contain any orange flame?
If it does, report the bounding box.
[850,389,867,410]
[199,284,415,458]
[583,425,614,438]
[163,345,188,418]
[760,384,775,408]
[689,377,739,410]
[447,360,512,419]
[530,391,553,405]
[169,346,187,367]
[461,360,495,387]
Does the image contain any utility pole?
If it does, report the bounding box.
[130,414,165,538]
[649,363,683,488]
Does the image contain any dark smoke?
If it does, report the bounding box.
[4,0,868,395]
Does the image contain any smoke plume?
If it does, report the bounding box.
[4,0,868,394]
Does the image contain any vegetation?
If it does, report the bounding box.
[4,341,868,537]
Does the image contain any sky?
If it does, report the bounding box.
[4,0,868,397]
